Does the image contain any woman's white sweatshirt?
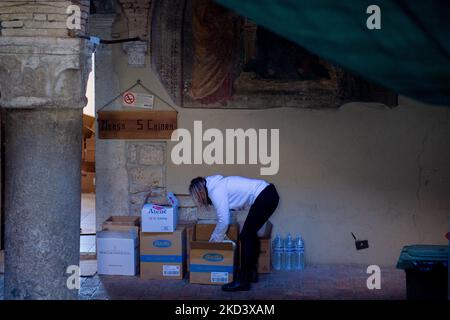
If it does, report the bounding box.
[205,175,269,242]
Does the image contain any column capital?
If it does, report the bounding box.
[122,41,148,67]
[0,36,92,109]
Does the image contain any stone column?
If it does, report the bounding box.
[0,37,90,300]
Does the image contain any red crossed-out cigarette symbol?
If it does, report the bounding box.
[123,92,136,105]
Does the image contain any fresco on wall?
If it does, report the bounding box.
[242,26,330,81]
[150,0,397,109]
[187,0,238,104]
[182,0,335,108]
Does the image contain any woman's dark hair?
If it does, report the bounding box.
[189,177,210,207]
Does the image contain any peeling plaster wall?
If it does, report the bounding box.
[100,24,450,267]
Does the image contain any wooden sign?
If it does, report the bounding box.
[97,111,177,139]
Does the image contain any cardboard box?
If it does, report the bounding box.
[189,223,239,285]
[82,161,95,173]
[190,241,236,285]
[102,216,140,234]
[257,238,271,273]
[195,223,239,242]
[257,221,272,273]
[140,227,186,280]
[85,137,95,150]
[84,137,95,162]
[81,171,95,193]
[83,114,95,139]
[141,192,179,233]
[178,220,196,272]
[97,230,139,276]
[238,221,273,273]
[85,150,95,162]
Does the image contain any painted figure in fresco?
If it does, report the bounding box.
[188,0,239,104]
[187,1,329,106]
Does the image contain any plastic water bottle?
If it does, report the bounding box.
[284,233,294,270]
[294,235,305,270]
[271,234,283,271]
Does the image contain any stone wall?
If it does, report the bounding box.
[126,141,166,216]
[0,0,90,37]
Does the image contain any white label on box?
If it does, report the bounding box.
[211,272,229,283]
[163,265,180,277]
[141,203,177,233]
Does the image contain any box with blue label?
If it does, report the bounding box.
[141,192,179,233]
[140,227,186,280]
[189,223,239,285]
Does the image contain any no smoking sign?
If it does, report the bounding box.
[122,91,154,109]
[123,91,136,106]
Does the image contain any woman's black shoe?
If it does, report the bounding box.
[250,270,258,283]
[222,280,251,292]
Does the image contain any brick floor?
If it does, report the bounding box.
[0,264,408,300]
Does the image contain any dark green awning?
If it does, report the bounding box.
[215,0,450,106]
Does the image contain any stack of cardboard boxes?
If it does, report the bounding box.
[140,192,186,279]
[82,114,95,193]
[97,192,273,284]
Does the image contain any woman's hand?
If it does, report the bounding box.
[209,236,220,242]
[209,234,231,242]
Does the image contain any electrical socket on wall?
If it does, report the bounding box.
[351,232,369,250]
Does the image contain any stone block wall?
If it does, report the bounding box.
[126,141,166,216]
[0,0,90,37]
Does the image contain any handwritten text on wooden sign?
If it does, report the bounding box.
[97,111,177,139]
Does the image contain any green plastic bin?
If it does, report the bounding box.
[396,245,448,300]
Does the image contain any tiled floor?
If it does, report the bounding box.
[74,265,406,300]
[80,235,96,254]
[1,265,407,300]
[80,193,96,255]
[81,193,96,235]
